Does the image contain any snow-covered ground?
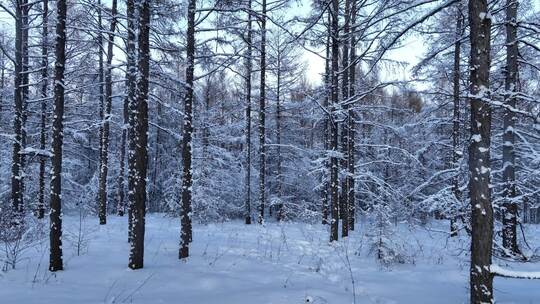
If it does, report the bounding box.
[1,214,539,303]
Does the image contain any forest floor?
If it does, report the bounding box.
[1,214,539,303]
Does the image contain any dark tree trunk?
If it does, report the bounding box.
[125,0,136,238]
[321,12,330,225]
[179,0,195,259]
[450,2,463,237]
[38,0,49,219]
[501,0,520,256]
[340,0,351,238]
[275,55,283,221]
[0,36,4,119]
[49,0,67,272]
[20,0,29,215]
[118,100,127,217]
[468,0,493,302]
[258,0,267,225]
[128,0,150,270]
[244,0,253,225]
[347,0,357,231]
[97,0,106,225]
[11,0,25,218]
[98,0,118,225]
[150,100,162,212]
[329,0,340,242]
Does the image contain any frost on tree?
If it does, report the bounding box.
[179,0,196,259]
[467,0,493,302]
[49,0,68,272]
[128,0,150,270]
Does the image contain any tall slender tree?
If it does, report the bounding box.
[340,0,351,238]
[98,0,119,225]
[11,0,26,217]
[258,0,267,225]
[49,0,68,272]
[123,0,137,226]
[179,0,195,259]
[37,0,49,219]
[97,0,106,225]
[450,1,463,237]
[329,0,339,242]
[468,0,493,302]
[501,0,520,256]
[128,0,150,270]
[244,0,253,225]
[321,10,331,225]
[347,0,357,231]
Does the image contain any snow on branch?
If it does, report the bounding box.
[491,265,540,279]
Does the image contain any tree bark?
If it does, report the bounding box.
[468,0,493,302]
[179,0,195,259]
[38,0,49,219]
[329,0,340,242]
[502,0,520,256]
[258,0,267,225]
[125,0,137,238]
[276,51,283,221]
[450,1,463,237]
[98,0,118,225]
[347,0,357,231]
[128,0,150,270]
[49,0,67,272]
[97,0,106,225]
[321,11,330,225]
[340,0,351,238]
[11,0,26,217]
[244,0,253,225]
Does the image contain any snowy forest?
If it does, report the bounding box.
[0,0,539,302]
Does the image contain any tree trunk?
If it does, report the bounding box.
[11,0,25,218]
[0,36,4,121]
[49,0,67,272]
[276,54,283,221]
[97,0,106,225]
[340,0,351,238]
[244,0,253,225]
[20,0,29,215]
[501,0,520,256]
[38,0,49,219]
[98,0,118,225]
[329,0,340,242]
[347,0,357,231]
[0,36,4,118]
[128,0,150,270]
[450,2,463,237]
[125,0,136,237]
[258,0,267,225]
[321,11,330,225]
[468,0,493,302]
[117,97,127,217]
[179,0,195,259]
[151,100,162,211]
